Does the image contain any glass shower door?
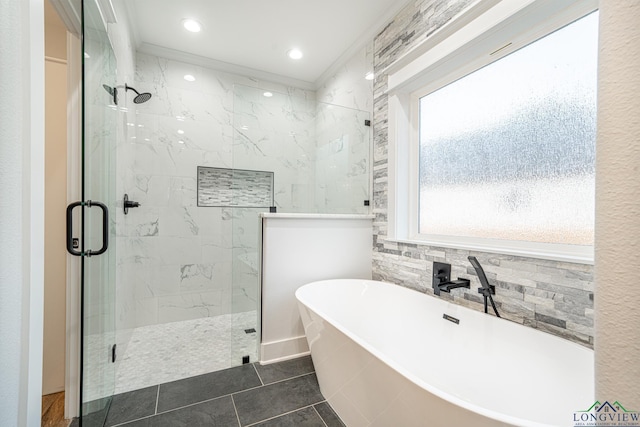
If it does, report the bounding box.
[79,0,118,424]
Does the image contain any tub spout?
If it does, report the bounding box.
[437,278,471,293]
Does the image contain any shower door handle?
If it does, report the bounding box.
[66,200,109,257]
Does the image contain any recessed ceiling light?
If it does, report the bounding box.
[177,129,185,134]
[182,19,202,33]
[184,74,196,82]
[287,48,303,60]
[176,115,185,121]
[365,72,374,81]
[178,140,185,144]
[263,92,273,98]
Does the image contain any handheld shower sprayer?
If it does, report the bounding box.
[468,256,501,317]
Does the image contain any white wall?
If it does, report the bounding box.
[0,0,45,425]
[260,214,373,363]
[595,0,640,408]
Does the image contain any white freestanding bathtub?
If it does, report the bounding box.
[296,279,594,427]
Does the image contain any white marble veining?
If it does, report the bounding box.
[113,311,259,395]
[317,43,375,112]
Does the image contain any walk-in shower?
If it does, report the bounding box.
[79,0,371,425]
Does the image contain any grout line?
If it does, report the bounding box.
[231,371,316,398]
[252,363,264,386]
[259,370,316,387]
[155,385,160,414]
[312,404,330,427]
[109,386,161,427]
[111,393,238,426]
[231,395,242,427]
[154,395,229,416]
[243,402,323,427]
[110,413,155,427]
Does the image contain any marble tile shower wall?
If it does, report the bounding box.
[314,103,371,212]
[232,85,316,212]
[316,43,374,212]
[117,52,317,328]
[317,42,375,112]
[371,0,595,346]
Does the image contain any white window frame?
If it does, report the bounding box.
[386,0,598,264]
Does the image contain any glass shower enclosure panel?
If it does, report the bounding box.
[230,206,266,366]
[229,85,372,364]
[80,0,118,425]
[315,102,371,214]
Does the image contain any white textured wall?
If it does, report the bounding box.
[0,0,45,425]
[595,0,640,407]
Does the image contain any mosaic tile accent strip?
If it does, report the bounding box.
[197,166,274,207]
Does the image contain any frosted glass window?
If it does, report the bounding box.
[418,12,597,245]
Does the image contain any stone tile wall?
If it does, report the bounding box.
[371,0,594,346]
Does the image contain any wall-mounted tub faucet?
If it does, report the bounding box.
[468,256,500,317]
[432,262,470,296]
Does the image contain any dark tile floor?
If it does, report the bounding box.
[100,356,345,427]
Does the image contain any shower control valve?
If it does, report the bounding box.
[123,193,141,215]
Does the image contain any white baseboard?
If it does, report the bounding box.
[260,335,309,365]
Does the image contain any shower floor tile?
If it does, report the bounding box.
[114,311,258,395]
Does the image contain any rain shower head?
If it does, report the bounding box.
[125,84,152,104]
[102,83,152,105]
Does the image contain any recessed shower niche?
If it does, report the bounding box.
[197,166,274,208]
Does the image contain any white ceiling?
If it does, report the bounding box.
[126,0,409,86]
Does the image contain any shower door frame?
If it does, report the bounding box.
[67,0,119,424]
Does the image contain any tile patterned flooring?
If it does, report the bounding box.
[98,356,345,427]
